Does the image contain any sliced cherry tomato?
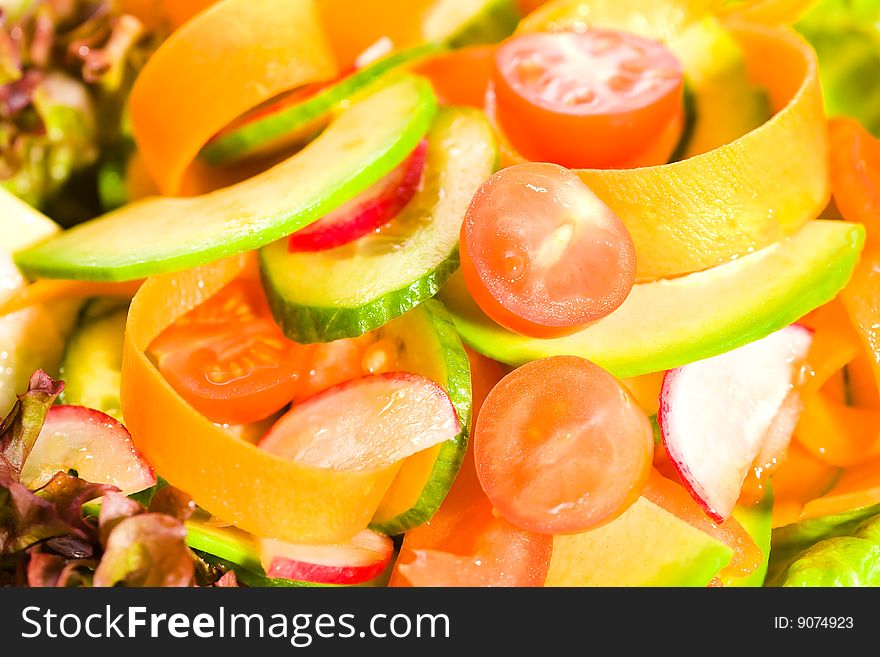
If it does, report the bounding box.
[149,278,315,426]
[829,116,880,239]
[460,162,636,338]
[492,29,684,169]
[390,442,552,587]
[464,345,508,421]
[473,355,653,534]
[389,349,544,587]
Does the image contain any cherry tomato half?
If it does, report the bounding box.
[149,278,315,426]
[473,355,654,534]
[460,162,636,338]
[492,29,684,169]
[390,441,552,587]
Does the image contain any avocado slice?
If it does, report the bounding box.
[440,220,865,377]
[0,187,59,253]
[544,497,733,586]
[14,75,438,283]
[260,106,497,344]
[724,490,774,587]
[0,193,74,417]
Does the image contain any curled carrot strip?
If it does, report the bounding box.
[129,0,338,196]
[718,0,816,25]
[121,255,401,543]
[790,116,880,518]
[769,441,839,528]
[316,0,435,69]
[800,457,880,521]
[512,5,828,281]
[0,279,142,317]
[516,0,722,40]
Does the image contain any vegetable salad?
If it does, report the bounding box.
[2,0,880,588]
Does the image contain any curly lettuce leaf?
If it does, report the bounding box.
[1,471,113,554]
[767,503,880,586]
[796,0,880,137]
[93,513,193,587]
[1,71,98,210]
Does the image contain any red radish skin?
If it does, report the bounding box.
[287,140,428,252]
[20,405,156,494]
[659,325,812,522]
[261,529,393,585]
[258,372,460,471]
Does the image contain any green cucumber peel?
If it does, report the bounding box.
[200,43,444,166]
[260,106,496,344]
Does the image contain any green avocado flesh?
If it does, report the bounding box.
[14,75,437,282]
[260,106,497,344]
[200,44,442,166]
[544,497,733,587]
[441,220,865,377]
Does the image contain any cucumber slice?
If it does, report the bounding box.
[424,0,521,48]
[58,298,129,422]
[369,298,471,535]
[87,299,471,576]
[201,44,442,166]
[197,290,474,574]
[260,106,497,344]
[14,75,437,282]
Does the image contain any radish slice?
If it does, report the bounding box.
[20,405,156,494]
[659,325,812,522]
[287,139,428,252]
[261,529,393,584]
[752,390,804,475]
[258,372,460,471]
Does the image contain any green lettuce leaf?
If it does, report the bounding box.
[767,503,880,586]
[796,0,880,136]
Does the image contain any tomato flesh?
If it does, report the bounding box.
[460,162,636,338]
[390,443,552,587]
[473,355,654,534]
[492,30,684,169]
[149,278,315,426]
